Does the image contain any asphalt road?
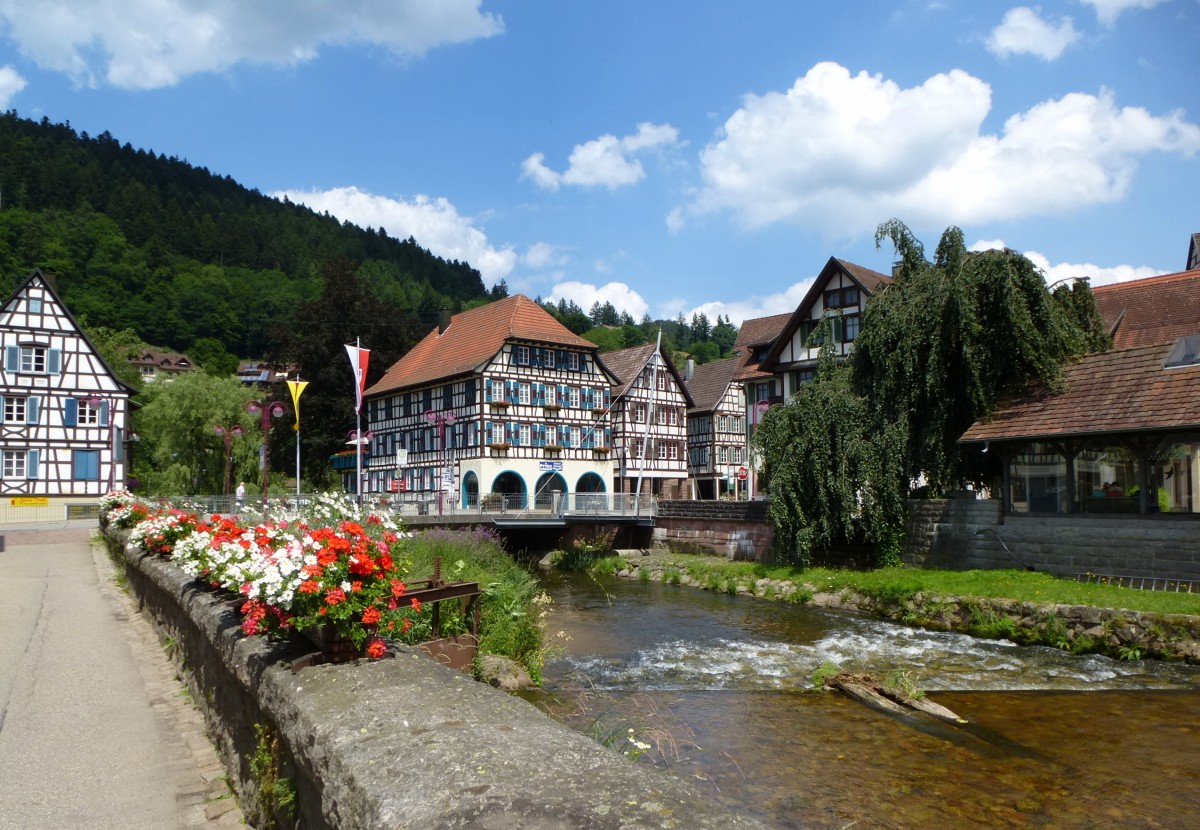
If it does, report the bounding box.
[0,523,241,829]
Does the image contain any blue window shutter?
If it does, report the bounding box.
[27,449,39,479]
[47,349,61,375]
[485,379,493,402]
[26,397,39,424]
[5,346,18,372]
[99,401,109,428]
[64,398,78,427]
[485,422,492,444]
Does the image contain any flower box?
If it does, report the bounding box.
[489,443,510,455]
[488,400,510,410]
[542,404,562,413]
[592,446,611,454]
[543,445,563,454]
[302,624,368,664]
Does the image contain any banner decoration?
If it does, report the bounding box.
[344,343,370,414]
[286,379,309,431]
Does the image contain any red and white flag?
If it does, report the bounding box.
[344,343,370,414]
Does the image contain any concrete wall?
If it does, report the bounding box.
[103,525,768,830]
[653,500,773,561]
[906,498,1200,581]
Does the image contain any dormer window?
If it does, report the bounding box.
[514,345,530,366]
[1164,335,1200,369]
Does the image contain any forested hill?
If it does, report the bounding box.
[0,112,489,369]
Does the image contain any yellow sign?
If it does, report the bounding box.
[10,497,49,507]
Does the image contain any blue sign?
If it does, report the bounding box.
[539,461,564,471]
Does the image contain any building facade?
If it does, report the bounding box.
[683,356,747,499]
[0,270,135,515]
[362,296,618,510]
[602,343,693,499]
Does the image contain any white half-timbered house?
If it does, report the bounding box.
[362,295,619,511]
[0,270,135,517]
[731,312,790,499]
[601,342,694,499]
[760,257,891,397]
[683,356,747,499]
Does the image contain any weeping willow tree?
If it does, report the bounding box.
[756,220,1109,566]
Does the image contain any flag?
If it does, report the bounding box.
[286,379,308,430]
[344,343,370,414]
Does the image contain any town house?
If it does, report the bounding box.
[683,356,747,499]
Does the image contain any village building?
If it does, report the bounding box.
[0,270,136,519]
[731,312,789,498]
[361,296,619,512]
[759,257,892,398]
[127,348,194,382]
[683,355,747,499]
[960,247,1200,516]
[601,342,693,500]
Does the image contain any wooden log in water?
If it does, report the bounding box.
[826,673,967,724]
[829,677,911,717]
[877,689,968,724]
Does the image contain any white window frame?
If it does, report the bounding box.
[668,442,678,460]
[717,446,728,464]
[78,399,101,426]
[3,397,26,424]
[656,406,666,425]
[567,352,580,371]
[20,346,46,373]
[3,449,26,479]
[634,402,646,423]
[732,447,742,464]
[544,385,556,406]
[569,387,581,409]
[544,350,556,369]
[519,383,531,405]
[657,373,666,391]
[519,423,532,446]
[514,345,530,366]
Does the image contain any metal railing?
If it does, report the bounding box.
[1076,572,1198,593]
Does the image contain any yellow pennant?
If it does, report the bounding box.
[286,379,309,430]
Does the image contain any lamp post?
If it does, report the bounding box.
[347,429,374,498]
[247,399,287,514]
[425,409,457,516]
[212,422,243,509]
[88,395,118,494]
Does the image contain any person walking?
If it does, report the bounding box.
[235,480,246,512]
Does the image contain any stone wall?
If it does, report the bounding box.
[653,500,773,560]
[103,525,769,830]
[906,498,1200,581]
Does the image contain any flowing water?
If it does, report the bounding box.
[525,570,1200,829]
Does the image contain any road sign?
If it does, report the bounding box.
[397,479,407,492]
[737,466,749,480]
[396,449,408,467]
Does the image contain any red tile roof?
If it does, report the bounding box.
[600,342,695,406]
[733,312,790,382]
[365,295,597,396]
[685,356,740,413]
[960,342,1200,443]
[1093,268,1200,350]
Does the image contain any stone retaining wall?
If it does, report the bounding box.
[102,525,768,830]
[653,500,773,560]
[905,498,1200,581]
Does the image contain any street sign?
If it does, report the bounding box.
[397,479,407,492]
[737,466,749,480]
[396,449,408,467]
[539,460,564,471]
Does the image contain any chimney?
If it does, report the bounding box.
[685,358,694,382]
[438,309,452,335]
[891,261,903,278]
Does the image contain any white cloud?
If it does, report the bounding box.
[969,238,1164,287]
[684,62,1200,235]
[547,281,649,320]
[0,65,26,107]
[522,122,680,191]
[0,0,503,90]
[1080,0,1168,26]
[273,186,516,286]
[986,7,1079,60]
[669,280,816,328]
[522,242,568,269]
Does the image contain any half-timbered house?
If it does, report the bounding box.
[0,270,135,518]
[760,257,892,398]
[362,296,619,511]
[601,342,693,499]
[683,356,747,499]
[732,312,790,499]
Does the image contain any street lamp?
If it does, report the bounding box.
[425,409,457,516]
[247,399,287,513]
[212,422,243,508]
[346,429,374,500]
[88,395,118,494]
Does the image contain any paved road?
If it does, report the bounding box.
[0,523,243,829]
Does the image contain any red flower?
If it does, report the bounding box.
[361,607,381,624]
[410,597,422,614]
[325,587,347,606]
[365,637,386,659]
[298,579,321,594]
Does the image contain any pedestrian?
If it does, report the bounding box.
[235,481,246,511]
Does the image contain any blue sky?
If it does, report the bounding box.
[0,0,1197,325]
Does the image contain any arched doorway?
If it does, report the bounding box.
[490,470,527,510]
[576,472,606,511]
[534,472,568,511]
[462,471,479,508]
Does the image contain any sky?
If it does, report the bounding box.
[0,0,1197,326]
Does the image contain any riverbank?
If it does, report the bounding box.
[597,550,1200,664]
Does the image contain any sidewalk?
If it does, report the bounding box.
[0,524,243,829]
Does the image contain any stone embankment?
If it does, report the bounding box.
[611,551,1200,664]
[102,525,770,830]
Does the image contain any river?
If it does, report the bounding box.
[524,569,1200,829]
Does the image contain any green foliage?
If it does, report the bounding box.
[250,723,297,829]
[554,536,611,571]
[83,325,148,391]
[810,660,841,689]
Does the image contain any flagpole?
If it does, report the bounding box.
[355,337,363,505]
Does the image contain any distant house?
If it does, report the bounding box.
[731,312,790,498]
[362,296,619,510]
[760,257,892,398]
[601,342,693,499]
[127,349,194,382]
[683,356,746,499]
[236,360,294,387]
[961,260,1200,516]
[0,270,136,517]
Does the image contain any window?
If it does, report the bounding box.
[717,446,728,464]
[544,385,556,406]
[519,383,531,405]
[569,387,581,409]
[824,285,860,310]
[78,399,102,426]
[791,369,816,391]
[514,345,530,366]
[658,442,668,460]
[668,443,678,460]
[668,408,677,426]
[657,372,666,391]
[634,402,646,423]
[519,423,531,447]
[656,406,666,425]
[28,298,42,314]
[73,450,101,481]
[3,449,26,478]
[3,397,26,424]
[732,447,742,464]
[716,415,726,433]
[566,352,580,371]
[544,350,556,369]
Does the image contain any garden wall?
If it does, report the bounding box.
[906,498,1200,582]
[102,524,768,830]
[653,500,773,561]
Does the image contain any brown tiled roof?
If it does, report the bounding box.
[685,356,740,413]
[960,342,1200,443]
[1093,268,1200,350]
[600,342,695,406]
[732,312,790,382]
[365,295,597,396]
